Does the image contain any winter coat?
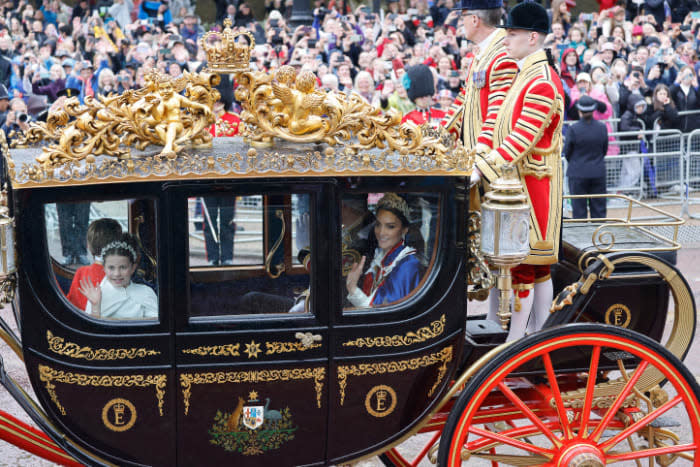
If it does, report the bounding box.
[670,83,700,132]
[650,102,680,130]
[619,94,651,141]
[560,47,581,89]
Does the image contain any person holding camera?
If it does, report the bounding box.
[31,63,66,102]
[2,98,31,144]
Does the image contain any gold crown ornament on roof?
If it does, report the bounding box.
[200,18,255,74]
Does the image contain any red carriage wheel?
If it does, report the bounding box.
[438,324,700,466]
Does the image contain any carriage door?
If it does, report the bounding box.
[171,182,332,467]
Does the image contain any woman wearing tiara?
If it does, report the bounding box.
[345,193,422,308]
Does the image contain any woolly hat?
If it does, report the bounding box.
[402,64,435,101]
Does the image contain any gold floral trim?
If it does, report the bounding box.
[179,367,325,415]
[342,315,445,348]
[182,343,240,357]
[38,365,166,416]
[337,346,453,405]
[180,341,319,358]
[46,331,161,360]
[265,341,322,354]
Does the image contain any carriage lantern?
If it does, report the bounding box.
[480,164,530,330]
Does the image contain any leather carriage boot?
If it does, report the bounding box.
[526,279,554,334]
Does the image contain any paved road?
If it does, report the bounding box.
[0,248,699,466]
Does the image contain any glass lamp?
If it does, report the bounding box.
[480,164,530,330]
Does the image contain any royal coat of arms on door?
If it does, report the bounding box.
[209,390,297,455]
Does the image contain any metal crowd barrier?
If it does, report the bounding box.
[563,129,686,218]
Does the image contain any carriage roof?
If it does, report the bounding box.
[7,136,472,190]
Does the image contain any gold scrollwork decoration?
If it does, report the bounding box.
[38,365,166,416]
[25,70,219,168]
[342,315,446,348]
[265,341,321,354]
[337,346,453,405]
[182,343,240,357]
[0,272,16,303]
[10,141,472,188]
[549,282,579,314]
[264,209,286,279]
[179,367,325,415]
[466,211,495,301]
[46,331,161,360]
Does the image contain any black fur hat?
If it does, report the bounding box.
[403,65,435,101]
[500,1,549,33]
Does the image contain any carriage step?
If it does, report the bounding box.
[466,319,508,343]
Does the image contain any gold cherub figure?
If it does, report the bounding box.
[270,66,327,136]
[144,78,214,155]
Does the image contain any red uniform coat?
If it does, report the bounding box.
[401,107,446,126]
[475,49,565,266]
[441,29,518,150]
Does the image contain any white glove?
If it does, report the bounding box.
[469,168,481,187]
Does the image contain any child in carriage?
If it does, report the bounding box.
[79,233,158,319]
[65,218,122,309]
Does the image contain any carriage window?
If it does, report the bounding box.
[342,192,439,311]
[188,193,312,317]
[45,199,159,321]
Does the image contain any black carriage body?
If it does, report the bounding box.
[14,175,468,466]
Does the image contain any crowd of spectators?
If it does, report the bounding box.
[0,0,700,143]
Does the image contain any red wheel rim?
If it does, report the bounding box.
[445,332,700,466]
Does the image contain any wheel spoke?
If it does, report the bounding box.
[600,395,683,451]
[497,382,562,448]
[542,352,572,440]
[578,345,601,438]
[468,425,554,457]
[588,360,650,442]
[606,442,698,462]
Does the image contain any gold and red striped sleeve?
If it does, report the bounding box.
[439,87,466,138]
[475,79,557,183]
[477,53,518,149]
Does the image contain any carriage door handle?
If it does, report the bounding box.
[295,332,322,348]
[265,209,286,279]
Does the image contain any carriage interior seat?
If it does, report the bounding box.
[189,274,309,317]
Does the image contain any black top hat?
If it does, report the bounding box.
[57,87,81,98]
[403,65,435,101]
[499,1,549,33]
[452,0,502,10]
